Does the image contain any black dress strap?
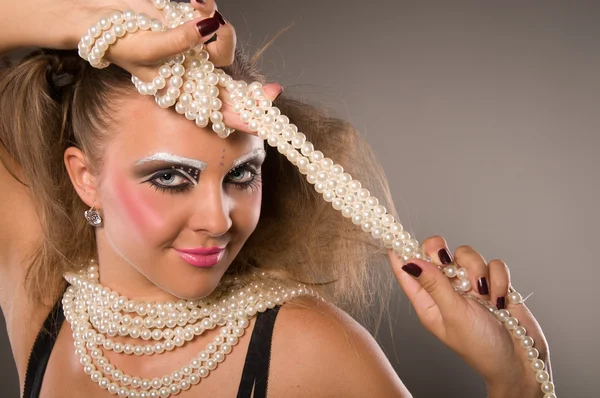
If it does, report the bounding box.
[23,297,65,398]
[236,305,281,398]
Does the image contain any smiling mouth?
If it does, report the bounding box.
[174,248,225,268]
[175,246,225,255]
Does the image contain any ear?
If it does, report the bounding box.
[64,146,99,208]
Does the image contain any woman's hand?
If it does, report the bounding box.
[80,0,282,136]
[2,0,283,136]
[2,0,230,64]
[79,0,234,79]
[389,235,551,397]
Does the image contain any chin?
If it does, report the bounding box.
[159,273,224,301]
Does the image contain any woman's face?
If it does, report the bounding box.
[93,93,265,300]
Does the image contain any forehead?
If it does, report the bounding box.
[107,93,263,163]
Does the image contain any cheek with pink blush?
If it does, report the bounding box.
[109,177,184,246]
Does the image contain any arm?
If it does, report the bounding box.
[0,0,94,53]
[0,0,237,75]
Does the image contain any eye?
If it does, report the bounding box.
[154,171,187,186]
[226,165,262,192]
[227,168,254,183]
[145,169,194,194]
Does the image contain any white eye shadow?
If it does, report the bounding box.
[232,148,267,168]
[135,153,207,171]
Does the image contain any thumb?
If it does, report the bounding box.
[394,256,463,319]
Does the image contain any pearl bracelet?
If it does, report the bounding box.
[78,10,164,68]
[78,1,556,396]
[78,2,200,68]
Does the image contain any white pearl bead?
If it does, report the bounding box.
[371,228,384,239]
[381,214,395,226]
[456,268,468,280]
[89,25,101,38]
[512,326,527,339]
[504,317,518,330]
[456,279,471,292]
[536,370,550,383]
[521,336,534,349]
[508,291,523,304]
[98,17,111,30]
[526,348,539,361]
[109,383,119,394]
[531,359,545,372]
[495,309,510,322]
[444,266,457,278]
[541,382,555,393]
[99,377,110,389]
[151,19,164,32]
[125,20,138,33]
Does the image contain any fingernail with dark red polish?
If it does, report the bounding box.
[438,248,453,265]
[477,277,489,295]
[196,0,206,4]
[496,297,505,310]
[214,10,226,25]
[197,18,220,37]
[402,263,422,278]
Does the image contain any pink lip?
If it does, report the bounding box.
[174,247,225,268]
[176,247,225,255]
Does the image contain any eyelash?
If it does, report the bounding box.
[145,165,261,194]
[227,165,263,193]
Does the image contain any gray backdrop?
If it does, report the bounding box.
[2,1,598,396]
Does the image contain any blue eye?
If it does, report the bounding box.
[156,171,185,185]
[228,169,253,183]
[146,170,193,194]
[227,165,262,192]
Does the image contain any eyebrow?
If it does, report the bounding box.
[232,148,267,168]
[135,153,207,171]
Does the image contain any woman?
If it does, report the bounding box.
[0,0,552,397]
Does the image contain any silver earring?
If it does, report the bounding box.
[84,205,103,227]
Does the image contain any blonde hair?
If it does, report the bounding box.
[0,47,397,321]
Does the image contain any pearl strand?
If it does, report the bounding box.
[225,79,556,396]
[63,263,319,398]
[79,1,556,395]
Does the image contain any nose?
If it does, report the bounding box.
[187,181,232,237]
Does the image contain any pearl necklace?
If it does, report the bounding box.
[76,3,556,397]
[63,262,318,397]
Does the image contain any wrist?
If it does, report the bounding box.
[57,3,101,49]
[14,1,100,50]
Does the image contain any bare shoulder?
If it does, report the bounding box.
[268,296,411,398]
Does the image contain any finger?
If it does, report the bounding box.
[132,16,224,65]
[388,250,437,315]
[454,245,490,297]
[488,259,510,310]
[191,0,217,16]
[263,83,284,102]
[391,255,464,322]
[204,11,236,66]
[422,235,454,266]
